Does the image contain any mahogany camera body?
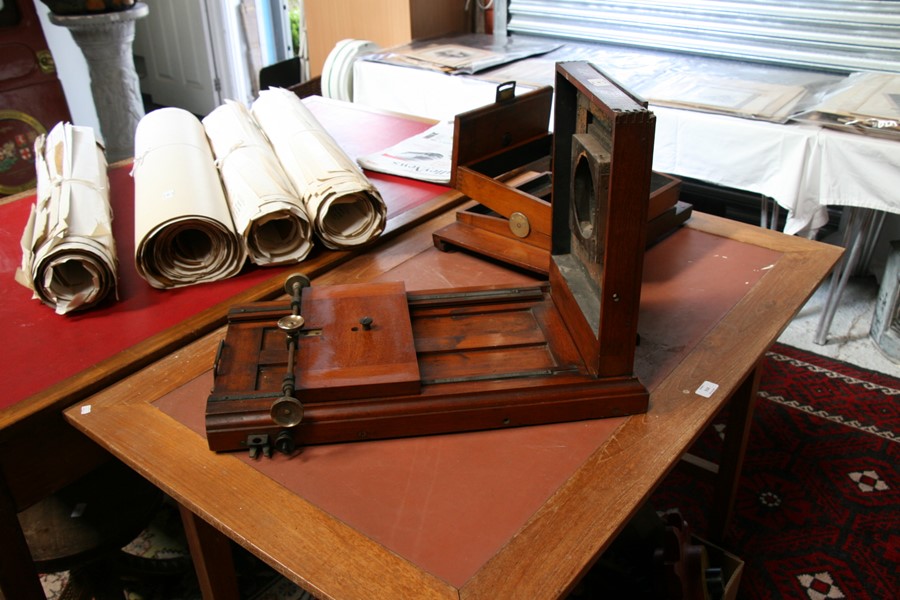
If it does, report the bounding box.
[205,62,659,455]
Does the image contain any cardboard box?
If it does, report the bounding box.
[694,535,745,600]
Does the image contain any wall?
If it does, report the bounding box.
[305,0,471,78]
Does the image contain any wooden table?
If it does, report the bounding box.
[65,208,840,599]
[0,98,464,600]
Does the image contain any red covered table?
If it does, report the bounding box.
[0,97,463,600]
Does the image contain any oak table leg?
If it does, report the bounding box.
[179,503,240,600]
[0,476,46,600]
[708,364,762,544]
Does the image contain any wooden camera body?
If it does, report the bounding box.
[550,61,655,378]
[205,62,656,456]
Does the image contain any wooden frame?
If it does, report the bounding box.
[432,84,555,273]
[432,67,690,277]
[549,61,654,378]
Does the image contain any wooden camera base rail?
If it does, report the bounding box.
[205,280,647,454]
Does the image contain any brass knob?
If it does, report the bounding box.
[283,273,311,296]
[277,314,305,333]
[509,212,530,238]
[270,395,304,427]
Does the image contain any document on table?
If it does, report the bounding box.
[357,120,453,184]
[203,100,314,265]
[132,108,246,289]
[16,122,118,314]
[797,72,900,138]
[639,71,807,122]
[813,72,900,121]
[362,33,561,75]
[251,87,386,249]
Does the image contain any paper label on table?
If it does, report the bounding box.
[696,381,719,398]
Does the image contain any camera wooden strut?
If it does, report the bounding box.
[432,69,689,275]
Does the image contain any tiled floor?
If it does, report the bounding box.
[778,271,898,376]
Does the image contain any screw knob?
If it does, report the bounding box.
[277,314,305,333]
[270,395,304,427]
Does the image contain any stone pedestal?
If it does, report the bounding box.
[870,239,900,362]
[48,3,148,162]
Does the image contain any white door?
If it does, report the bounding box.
[133,0,221,117]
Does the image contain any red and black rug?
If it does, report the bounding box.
[650,343,899,599]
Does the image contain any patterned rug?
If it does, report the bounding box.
[41,343,897,599]
[39,495,314,599]
[649,343,899,599]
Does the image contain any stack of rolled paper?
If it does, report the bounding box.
[251,87,387,249]
[132,108,247,289]
[202,100,313,266]
[16,122,118,315]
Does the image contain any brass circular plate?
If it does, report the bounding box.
[509,212,531,238]
[270,395,304,427]
[277,314,305,332]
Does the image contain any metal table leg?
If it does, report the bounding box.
[760,195,781,230]
[814,207,885,345]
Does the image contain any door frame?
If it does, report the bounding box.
[206,0,254,107]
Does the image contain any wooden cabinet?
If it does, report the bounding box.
[305,0,471,78]
[0,0,71,195]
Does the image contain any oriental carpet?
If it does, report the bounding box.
[647,343,899,600]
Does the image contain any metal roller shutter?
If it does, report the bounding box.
[507,0,900,73]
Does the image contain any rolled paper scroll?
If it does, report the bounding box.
[16,122,118,315]
[133,107,246,288]
[251,87,387,249]
[202,100,313,265]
